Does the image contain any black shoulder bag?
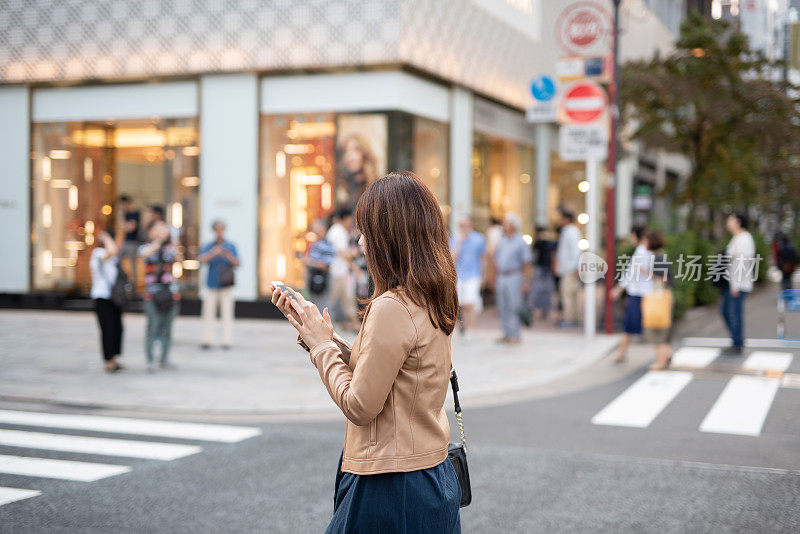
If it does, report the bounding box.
[448,366,472,508]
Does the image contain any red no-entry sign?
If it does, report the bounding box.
[562,81,607,123]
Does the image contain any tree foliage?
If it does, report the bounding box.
[621,11,800,224]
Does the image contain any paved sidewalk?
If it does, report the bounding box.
[0,310,619,416]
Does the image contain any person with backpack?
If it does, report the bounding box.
[198,220,240,350]
[304,218,335,313]
[138,219,181,373]
[90,231,125,373]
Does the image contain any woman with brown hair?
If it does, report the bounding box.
[271,171,461,533]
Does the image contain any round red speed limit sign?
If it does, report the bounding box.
[561,81,607,123]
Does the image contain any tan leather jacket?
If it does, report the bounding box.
[304,290,452,475]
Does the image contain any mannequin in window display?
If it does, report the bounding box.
[337,134,378,207]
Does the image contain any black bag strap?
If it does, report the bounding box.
[450,366,466,450]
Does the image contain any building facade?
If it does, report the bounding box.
[0,0,681,307]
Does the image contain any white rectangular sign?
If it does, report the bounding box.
[526,102,557,123]
[559,124,608,161]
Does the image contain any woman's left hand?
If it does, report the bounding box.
[286,290,334,349]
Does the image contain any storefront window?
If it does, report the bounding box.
[31,119,200,296]
[471,133,535,235]
[258,112,449,295]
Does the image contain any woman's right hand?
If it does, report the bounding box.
[270,284,303,326]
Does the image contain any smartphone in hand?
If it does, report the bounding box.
[270,281,295,300]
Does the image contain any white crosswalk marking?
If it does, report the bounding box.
[699,376,781,436]
[0,429,201,460]
[592,371,693,428]
[0,410,263,507]
[0,487,41,506]
[0,410,261,443]
[671,347,721,368]
[742,351,793,372]
[0,454,130,482]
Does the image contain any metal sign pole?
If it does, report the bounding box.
[585,157,599,339]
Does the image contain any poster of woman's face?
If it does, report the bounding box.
[336,114,387,208]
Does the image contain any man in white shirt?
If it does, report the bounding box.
[721,212,757,355]
[326,208,358,331]
[554,210,582,328]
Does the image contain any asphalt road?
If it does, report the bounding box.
[1,285,799,533]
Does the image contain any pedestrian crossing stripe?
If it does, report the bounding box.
[0,454,131,482]
[0,410,261,442]
[0,487,41,506]
[592,347,794,436]
[591,371,693,428]
[0,429,201,460]
[0,410,262,507]
[699,376,781,436]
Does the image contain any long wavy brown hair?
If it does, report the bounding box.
[355,171,458,335]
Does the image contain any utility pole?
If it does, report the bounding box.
[604,0,621,334]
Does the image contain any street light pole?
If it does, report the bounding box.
[604,0,621,334]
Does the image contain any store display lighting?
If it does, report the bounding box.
[276,151,286,178]
[181,176,200,187]
[42,157,51,181]
[182,260,200,270]
[276,254,287,279]
[42,250,53,274]
[578,180,590,193]
[42,204,52,228]
[49,149,71,159]
[85,220,94,233]
[578,239,590,251]
[182,146,200,157]
[577,213,589,225]
[431,168,441,179]
[51,179,72,188]
[171,202,182,228]
[284,144,315,154]
[321,183,332,210]
[299,174,325,186]
[522,234,533,245]
[68,185,79,211]
[172,262,183,279]
[101,204,113,215]
[84,157,93,182]
[520,173,531,184]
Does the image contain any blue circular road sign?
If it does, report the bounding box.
[530,75,556,102]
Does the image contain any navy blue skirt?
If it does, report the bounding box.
[623,295,643,335]
[325,453,461,534]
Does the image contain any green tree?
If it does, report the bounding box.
[621,11,800,228]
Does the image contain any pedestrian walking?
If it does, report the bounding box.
[271,171,462,533]
[720,212,756,355]
[610,227,653,363]
[529,226,556,321]
[90,230,125,373]
[495,213,533,344]
[198,220,239,350]
[138,219,181,372]
[776,233,797,291]
[327,208,359,332]
[641,230,673,370]
[449,215,486,341]
[304,218,336,313]
[554,209,582,328]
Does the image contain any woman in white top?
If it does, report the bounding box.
[90,231,125,372]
